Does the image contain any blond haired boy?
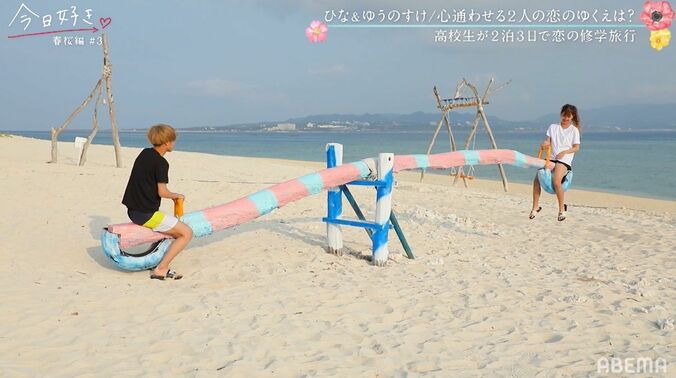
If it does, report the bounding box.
[122,124,193,280]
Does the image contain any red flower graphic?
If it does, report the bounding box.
[640,1,674,30]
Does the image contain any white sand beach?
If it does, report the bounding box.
[1,135,674,376]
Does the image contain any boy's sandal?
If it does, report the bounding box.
[150,269,183,280]
[558,211,567,222]
[529,207,542,219]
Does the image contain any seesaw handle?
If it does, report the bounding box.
[537,145,552,165]
[173,198,184,218]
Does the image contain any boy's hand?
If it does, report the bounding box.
[556,152,566,159]
[176,193,185,200]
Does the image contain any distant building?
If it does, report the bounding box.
[266,123,296,131]
[317,124,347,129]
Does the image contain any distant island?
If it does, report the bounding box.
[168,103,676,133]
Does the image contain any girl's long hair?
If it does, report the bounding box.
[561,104,581,131]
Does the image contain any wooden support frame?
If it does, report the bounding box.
[423,78,512,191]
[49,32,122,168]
[324,143,414,266]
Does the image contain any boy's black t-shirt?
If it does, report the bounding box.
[122,148,169,212]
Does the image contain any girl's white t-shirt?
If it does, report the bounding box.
[546,123,581,166]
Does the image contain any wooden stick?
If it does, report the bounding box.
[466,80,509,191]
[50,79,103,163]
[433,86,443,109]
[453,79,466,99]
[489,80,511,96]
[78,84,103,166]
[420,109,445,182]
[481,79,510,104]
[433,86,444,111]
[442,110,462,184]
[435,86,461,183]
[102,33,123,168]
[483,78,494,99]
[441,109,457,151]
[481,109,509,191]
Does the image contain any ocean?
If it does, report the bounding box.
[7,129,676,201]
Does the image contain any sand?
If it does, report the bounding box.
[1,135,673,376]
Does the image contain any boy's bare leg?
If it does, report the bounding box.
[152,221,193,277]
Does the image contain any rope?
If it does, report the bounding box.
[102,64,111,79]
[442,97,474,103]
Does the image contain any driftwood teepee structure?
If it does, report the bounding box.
[421,78,511,191]
[49,33,122,167]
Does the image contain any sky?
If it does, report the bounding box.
[1,0,674,130]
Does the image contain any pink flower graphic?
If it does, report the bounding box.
[640,1,674,30]
[305,20,328,43]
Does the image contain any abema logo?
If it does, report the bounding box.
[597,357,668,374]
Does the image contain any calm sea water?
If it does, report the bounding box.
[8,129,676,200]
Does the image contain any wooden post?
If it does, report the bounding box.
[78,85,103,166]
[436,87,461,183]
[427,79,510,190]
[372,153,393,266]
[102,33,123,168]
[466,80,509,191]
[420,107,445,181]
[50,33,130,166]
[479,107,509,191]
[449,80,467,186]
[422,86,459,182]
[326,143,343,255]
[441,112,456,152]
[435,86,458,153]
[424,83,473,185]
[341,184,414,260]
[49,79,103,163]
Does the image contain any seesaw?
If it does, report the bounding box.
[101,145,552,269]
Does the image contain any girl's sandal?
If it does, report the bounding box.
[529,207,542,219]
[150,269,183,280]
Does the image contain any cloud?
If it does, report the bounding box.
[307,63,348,76]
